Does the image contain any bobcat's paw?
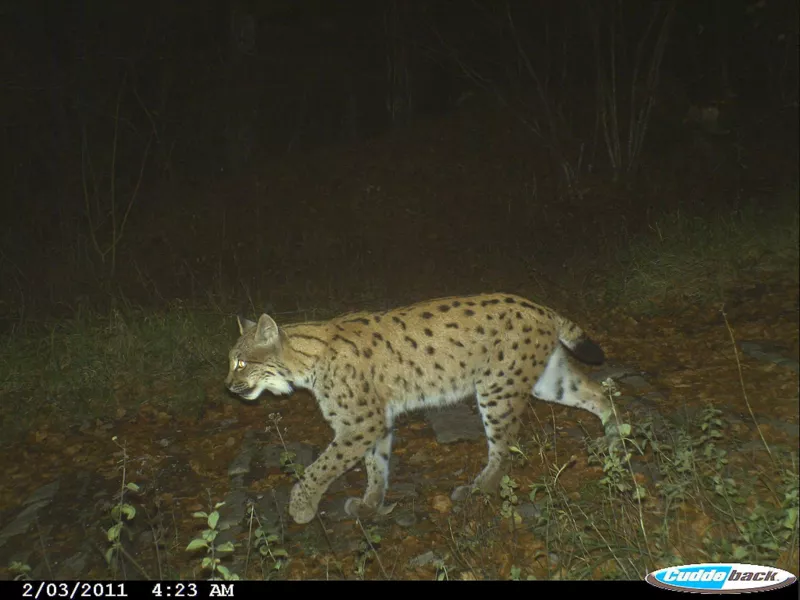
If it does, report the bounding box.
[344,497,397,519]
[288,483,318,524]
[450,484,477,503]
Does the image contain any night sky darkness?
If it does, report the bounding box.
[1,0,797,317]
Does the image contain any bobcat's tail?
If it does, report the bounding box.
[555,315,605,365]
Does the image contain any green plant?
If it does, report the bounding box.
[8,561,32,581]
[105,436,142,576]
[186,500,239,581]
[267,413,305,479]
[244,501,288,579]
[499,475,522,528]
[510,565,536,580]
[433,559,450,581]
[354,526,382,579]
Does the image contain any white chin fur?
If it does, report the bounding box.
[241,387,264,401]
[264,379,293,396]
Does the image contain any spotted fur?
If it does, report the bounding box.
[225,293,611,524]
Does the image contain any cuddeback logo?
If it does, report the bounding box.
[646,563,797,593]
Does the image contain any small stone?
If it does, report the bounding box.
[430,494,453,514]
[409,550,439,567]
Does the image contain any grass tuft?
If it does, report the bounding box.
[604,188,799,313]
[0,306,231,439]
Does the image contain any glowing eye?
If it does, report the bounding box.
[236,359,247,370]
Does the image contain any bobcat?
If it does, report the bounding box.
[225,293,612,524]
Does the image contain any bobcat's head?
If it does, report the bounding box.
[225,314,294,401]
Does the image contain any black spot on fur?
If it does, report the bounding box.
[424,328,433,337]
[345,317,371,325]
[404,336,418,349]
[421,311,434,319]
[464,309,475,317]
[438,304,451,312]
[333,334,360,356]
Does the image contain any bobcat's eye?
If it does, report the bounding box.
[236,359,247,370]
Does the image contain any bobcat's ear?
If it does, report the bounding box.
[254,314,281,346]
[237,316,257,335]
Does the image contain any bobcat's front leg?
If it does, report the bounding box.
[288,425,383,524]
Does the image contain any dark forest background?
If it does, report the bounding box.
[1,0,797,323]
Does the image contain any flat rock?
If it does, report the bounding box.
[425,403,484,444]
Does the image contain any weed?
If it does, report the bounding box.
[105,436,145,578]
[499,475,522,529]
[244,501,289,579]
[186,499,239,581]
[354,526,382,579]
[433,559,450,581]
[8,562,32,581]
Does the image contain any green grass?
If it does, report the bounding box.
[604,186,799,313]
[0,305,232,439]
[483,402,799,580]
